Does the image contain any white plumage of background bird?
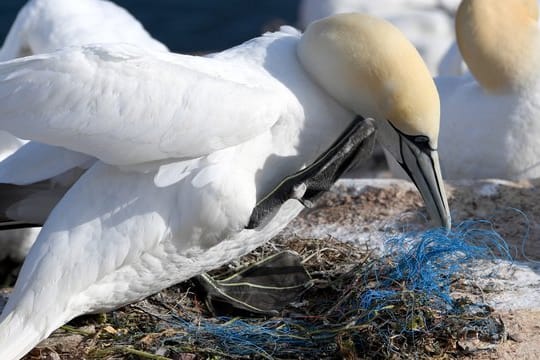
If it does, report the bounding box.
[436,0,540,179]
[0,0,167,262]
[0,13,450,359]
[437,0,540,76]
[385,0,540,180]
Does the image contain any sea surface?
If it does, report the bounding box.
[0,0,300,53]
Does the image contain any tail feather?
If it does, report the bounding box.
[0,220,40,231]
[0,182,66,226]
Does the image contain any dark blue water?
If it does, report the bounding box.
[0,0,300,53]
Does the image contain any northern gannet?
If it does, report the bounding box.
[0,0,167,261]
[436,0,540,179]
[0,14,450,359]
[298,0,461,75]
[437,0,540,77]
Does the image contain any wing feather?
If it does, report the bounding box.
[0,142,93,185]
[0,44,285,165]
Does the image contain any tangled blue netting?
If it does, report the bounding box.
[359,219,512,311]
[164,220,511,358]
[169,318,320,358]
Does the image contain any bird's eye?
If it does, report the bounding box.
[414,135,429,144]
[412,135,435,152]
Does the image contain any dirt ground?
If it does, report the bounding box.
[474,310,540,360]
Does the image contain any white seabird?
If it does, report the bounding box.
[436,0,540,179]
[437,0,540,77]
[0,0,167,261]
[0,14,450,359]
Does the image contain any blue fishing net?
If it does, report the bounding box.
[360,219,511,311]
[160,220,511,358]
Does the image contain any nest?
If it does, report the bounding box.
[21,220,512,360]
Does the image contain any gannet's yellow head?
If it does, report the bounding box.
[298,13,440,146]
[523,0,539,20]
[456,0,540,93]
[297,13,450,229]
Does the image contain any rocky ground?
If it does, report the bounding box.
[1,175,539,359]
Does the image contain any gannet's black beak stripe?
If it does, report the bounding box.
[396,130,451,230]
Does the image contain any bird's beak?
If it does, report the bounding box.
[397,135,451,230]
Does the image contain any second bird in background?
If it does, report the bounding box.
[437,0,540,180]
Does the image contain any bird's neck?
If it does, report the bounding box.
[456,0,540,93]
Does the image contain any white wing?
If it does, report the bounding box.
[0,0,169,188]
[0,0,167,61]
[62,0,168,52]
[0,142,94,185]
[0,44,285,165]
[0,130,25,160]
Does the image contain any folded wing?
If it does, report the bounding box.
[0,44,284,165]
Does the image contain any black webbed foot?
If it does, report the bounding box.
[247,116,376,229]
[196,251,312,316]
